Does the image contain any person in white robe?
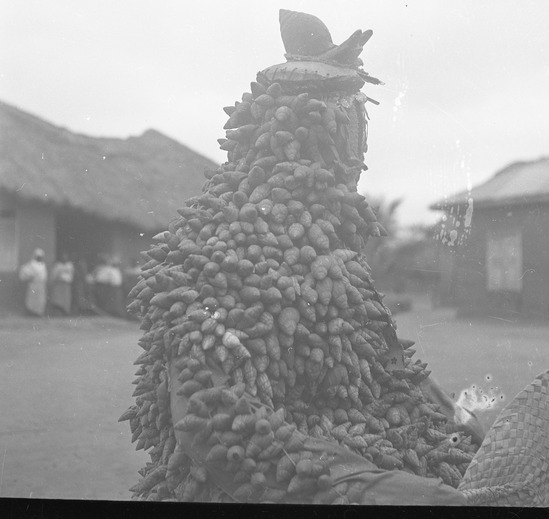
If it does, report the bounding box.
[50,252,75,315]
[19,248,48,316]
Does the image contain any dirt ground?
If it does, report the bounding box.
[0,299,547,501]
[393,295,549,433]
[0,313,147,500]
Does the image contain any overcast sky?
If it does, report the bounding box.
[1,1,548,225]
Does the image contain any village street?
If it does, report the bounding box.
[0,314,146,500]
[0,302,548,501]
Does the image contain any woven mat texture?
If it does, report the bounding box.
[458,369,549,506]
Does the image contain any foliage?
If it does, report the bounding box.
[362,196,440,293]
[361,195,402,281]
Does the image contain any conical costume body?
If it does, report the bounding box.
[120,10,479,504]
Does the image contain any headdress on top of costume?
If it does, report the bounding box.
[258,9,382,95]
[257,10,382,187]
[279,9,374,70]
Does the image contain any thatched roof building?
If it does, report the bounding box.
[0,100,218,313]
[431,157,549,211]
[0,100,216,231]
[430,157,549,319]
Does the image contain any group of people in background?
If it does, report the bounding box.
[19,249,140,319]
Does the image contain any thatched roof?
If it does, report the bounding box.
[0,100,218,230]
[431,157,549,211]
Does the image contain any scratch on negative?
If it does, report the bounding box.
[415,334,426,355]
[419,322,445,329]
[487,316,515,323]
[519,269,535,280]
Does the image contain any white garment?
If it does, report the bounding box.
[19,259,48,315]
[93,265,123,287]
[51,261,74,283]
[19,259,48,283]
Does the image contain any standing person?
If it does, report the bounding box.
[19,248,48,316]
[50,252,75,315]
[91,254,125,317]
[89,254,110,314]
[72,257,95,314]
